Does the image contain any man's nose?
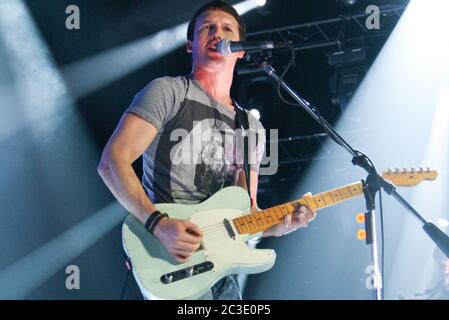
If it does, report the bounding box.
[211,27,224,40]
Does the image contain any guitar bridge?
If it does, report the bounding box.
[160,261,214,284]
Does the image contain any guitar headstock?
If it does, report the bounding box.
[382,167,438,186]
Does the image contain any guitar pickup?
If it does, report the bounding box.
[160,261,214,284]
[223,219,235,239]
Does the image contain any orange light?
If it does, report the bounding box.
[357,229,366,240]
[356,213,365,223]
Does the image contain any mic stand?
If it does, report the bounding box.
[252,54,449,300]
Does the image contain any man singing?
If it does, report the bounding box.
[98,0,315,300]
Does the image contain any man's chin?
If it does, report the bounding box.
[206,51,225,59]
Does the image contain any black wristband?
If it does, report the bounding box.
[144,210,161,231]
[144,210,168,235]
[148,213,169,235]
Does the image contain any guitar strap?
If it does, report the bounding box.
[235,102,253,207]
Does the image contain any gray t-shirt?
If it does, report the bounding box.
[125,76,265,204]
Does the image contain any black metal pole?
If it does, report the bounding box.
[252,54,449,299]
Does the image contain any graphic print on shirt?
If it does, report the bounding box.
[170,118,239,199]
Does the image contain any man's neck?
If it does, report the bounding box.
[191,64,235,109]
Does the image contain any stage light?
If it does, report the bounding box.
[234,0,260,15]
[62,1,259,100]
[254,0,267,7]
[0,0,263,299]
[337,0,357,6]
[0,0,70,142]
[0,0,122,299]
[0,202,126,299]
[62,22,189,99]
[278,0,449,299]
[437,219,449,229]
[61,1,259,100]
[250,108,261,120]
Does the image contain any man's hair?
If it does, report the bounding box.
[187,0,246,42]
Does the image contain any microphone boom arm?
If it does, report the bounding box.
[251,53,449,299]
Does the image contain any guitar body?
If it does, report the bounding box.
[122,186,276,300]
[122,169,434,300]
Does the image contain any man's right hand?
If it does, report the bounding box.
[153,217,203,263]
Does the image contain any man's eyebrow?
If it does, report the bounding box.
[200,20,236,28]
[223,22,235,28]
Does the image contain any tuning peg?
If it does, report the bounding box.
[426,167,430,172]
[395,167,400,173]
[410,166,416,172]
[418,167,424,172]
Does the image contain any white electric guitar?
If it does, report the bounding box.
[122,168,437,300]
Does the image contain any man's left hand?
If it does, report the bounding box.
[263,192,316,237]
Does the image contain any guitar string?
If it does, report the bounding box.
[201,231,228,242]
[196,201,308,231]
[202,225,227,234]
[170,193,358,245]
[193,197,329,235]
[200,215,285,235]
[200,222,226,230]
[203,233,228,240]
[198,202,328,238]
[200,226,227,236]
[199,196,365,245]
[203,228,228,237]
[201,221,259,234]
[199,211,286,232]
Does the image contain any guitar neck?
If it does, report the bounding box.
[232,181,364,235]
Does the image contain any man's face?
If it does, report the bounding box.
[187,9,244,67]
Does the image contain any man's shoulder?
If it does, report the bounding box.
[144,75,189,91]
[132,76,190,99]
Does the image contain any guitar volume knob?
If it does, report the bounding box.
[164,274,174,283]
[186,266,195,277]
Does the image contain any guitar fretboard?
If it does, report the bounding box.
[232,181,364,235]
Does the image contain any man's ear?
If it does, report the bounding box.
[186,40,193,53]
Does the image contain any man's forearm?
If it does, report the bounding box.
[98,157,156,224]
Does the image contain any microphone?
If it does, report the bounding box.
[216,39,291,56]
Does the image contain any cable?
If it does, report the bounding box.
[272,48,386,298]
[378,180,385,299]
[120,267,130,300]
[276,48,303,107]
[274,48,351,151]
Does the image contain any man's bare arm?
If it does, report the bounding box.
[97,113,202,262]
[97,113,159,224]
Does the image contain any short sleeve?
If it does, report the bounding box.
[125,77,186,131]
